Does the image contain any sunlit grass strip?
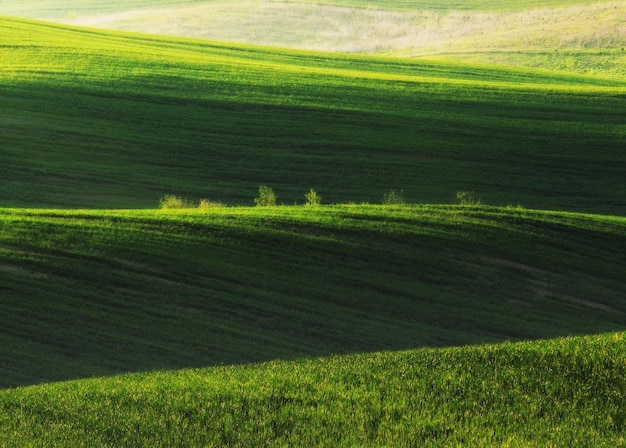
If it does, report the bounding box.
[1,331,624,446]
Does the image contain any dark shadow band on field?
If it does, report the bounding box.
[1,207,625,388]
[1,74,625,214]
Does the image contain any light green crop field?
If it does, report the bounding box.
[0,0,615,18]
[2,0,624,76]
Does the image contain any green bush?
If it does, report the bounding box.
[383,189,405,205]
[456,191,481,205]
[304,188,321,206]
[159,195,195,209]
[254,185,277,207]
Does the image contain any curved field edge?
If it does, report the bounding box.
[1,331,625,446]
[1,205,625,387]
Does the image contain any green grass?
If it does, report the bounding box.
[1,17,625,213]
[1,15,625,446]
[1,205,625,388]
[1,331,624,446]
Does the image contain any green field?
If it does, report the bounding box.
[0,0,617,17]
[1,205,624,388]
[3,0,624,76]
[1,8,625,446]
[1,332,625,446]
[1,17,625,212]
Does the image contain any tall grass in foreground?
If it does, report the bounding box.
[1,332,624,446]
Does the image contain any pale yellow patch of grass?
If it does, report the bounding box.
[58,0,626,75]
[66,1,626,53]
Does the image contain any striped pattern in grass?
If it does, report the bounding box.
[1,205,625,387]
[1,18,625,213]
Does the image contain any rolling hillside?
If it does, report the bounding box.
[1,331,625,446]
[1,17,625,212]
[1,205,625,388]
[0,13,625,446]
[2,0,624,76]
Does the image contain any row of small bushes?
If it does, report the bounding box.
[159,186,322,209]
[159,195,222,209]
[159,188,482,209]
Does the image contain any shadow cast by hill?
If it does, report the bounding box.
[1,206,625,388]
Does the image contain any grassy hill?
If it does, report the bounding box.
[0,15,625,446]
[1,331,625,446]
[1,205,625,388]
[1,17,625,212]
[2,0,624,76]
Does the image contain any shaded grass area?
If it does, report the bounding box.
[1,331,624,446]
[1,17,625,214]
[1,205,625,388]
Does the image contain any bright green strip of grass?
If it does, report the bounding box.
[0,331,624,446]
[1,17,625,214]
[1,205,625,388]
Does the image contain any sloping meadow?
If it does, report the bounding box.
[1,205,625,387]
[1,331,625,446]
[1,17,625,212]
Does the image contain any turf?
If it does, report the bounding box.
[1,331,624,446]
[1,205,625,388]
[1,17,625,214]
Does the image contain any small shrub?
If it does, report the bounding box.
[198,198,222,209]
[254,185,277,207]
[159,194,195,209]
[456,191,481,206]
[383,189,405,205]
[304,188,321,206]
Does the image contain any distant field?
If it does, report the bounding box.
[1,331,625,446]
[0,0,615,18]
[1,205,625,387]
[1,17,625,213]
[2,0,624,76]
